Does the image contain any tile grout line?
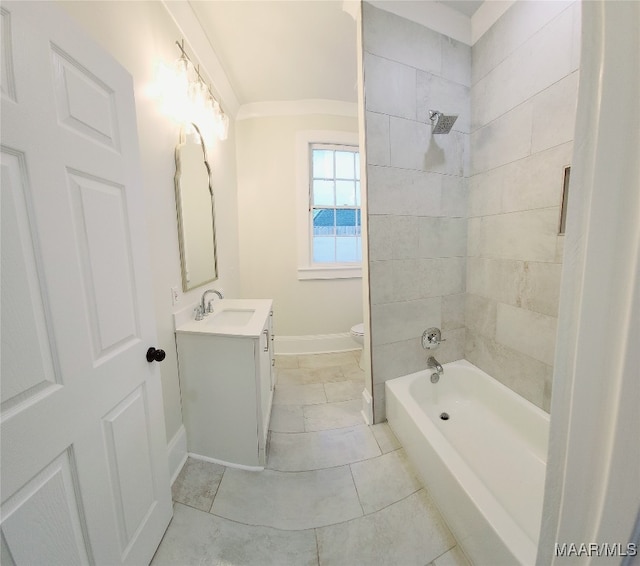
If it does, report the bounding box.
[172,500,216,516]
[429,543,460,565]
[178,492,432,537]
[267,451,383,475]
[270,423,371,435]
[206,486,428,535]
[208,465,227,514]
[371,425,385,454]
[314,528,321,566]
[342,487,426,526]
[204,506,322,535]
[348,462,366,517]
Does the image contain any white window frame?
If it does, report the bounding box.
[296,130,362,280]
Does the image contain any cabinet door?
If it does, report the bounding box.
[269,310,275,388]
[257,320,273,459]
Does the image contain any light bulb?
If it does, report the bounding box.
[174,55,190,93]
[204,94,215,114]
[154,58,190,124]
[217,112,229,141]
[196,94,215,149]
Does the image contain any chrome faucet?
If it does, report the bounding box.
[200,289,224,316]
[422,327,446,350]
[427,356,443,383]
[427,356,443,375]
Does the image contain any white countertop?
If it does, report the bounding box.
[175,299,273,338]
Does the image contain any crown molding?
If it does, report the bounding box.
[236,99,358,121]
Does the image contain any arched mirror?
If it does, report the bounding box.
[174,123,218,291]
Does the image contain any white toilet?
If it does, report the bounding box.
[350,323,366,370]
[350,322,364,346]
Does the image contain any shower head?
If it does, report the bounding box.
[429,110,458,134]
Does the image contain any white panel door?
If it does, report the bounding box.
[0,3,172,564]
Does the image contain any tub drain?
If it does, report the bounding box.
[440,412,450,421]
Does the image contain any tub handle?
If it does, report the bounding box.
[422,327,446,350]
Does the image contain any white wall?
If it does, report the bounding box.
[57,1,241,444]
[539,0,640,561]
[235,114,362,346]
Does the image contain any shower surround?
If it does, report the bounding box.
[364,2,470,423]
[466,0,580,412]
[363,1,580,422]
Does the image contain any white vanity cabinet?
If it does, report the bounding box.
[175,299,274,469]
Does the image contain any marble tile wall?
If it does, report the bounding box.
[363,1,580,418]
[466,1,580,411]
[362,3,470,422]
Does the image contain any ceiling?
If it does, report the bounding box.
[436,0,483,17]
[189,1,482,108]
[189,1,359,105]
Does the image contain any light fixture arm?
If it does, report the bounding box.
[174,39,226,119]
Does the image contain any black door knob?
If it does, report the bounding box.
[146,347,166,363]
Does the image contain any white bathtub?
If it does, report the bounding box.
[386,360,549,566]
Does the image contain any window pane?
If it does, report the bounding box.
[313,237,335,262]
[312,180,334,206]
[313,208,335,236]
[336,209,357,236]
[336,180,355,206]
[312,149,333,179]
[308,145,360,267]
[336,237,358,262]
[335,151,355,179]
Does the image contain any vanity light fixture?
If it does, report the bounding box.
[156,39,229,144]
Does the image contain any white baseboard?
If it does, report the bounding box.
[167,424,188,485]
[188,452,264,472]
[361,388,373,425]
[274,333,361,355]
[167,426,265,474]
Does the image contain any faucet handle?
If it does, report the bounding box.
[194,305,204,321]
[422,327,446,350]
[206,300,214,314]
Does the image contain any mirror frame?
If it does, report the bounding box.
[174,122,218,291]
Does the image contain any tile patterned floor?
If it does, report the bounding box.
[152,351,470,566]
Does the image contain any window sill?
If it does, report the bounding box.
[297,266,362,280]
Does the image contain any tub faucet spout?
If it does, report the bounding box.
[427,356,443,375]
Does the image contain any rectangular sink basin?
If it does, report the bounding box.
[174,299,272,338]
[208,309,255,326]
